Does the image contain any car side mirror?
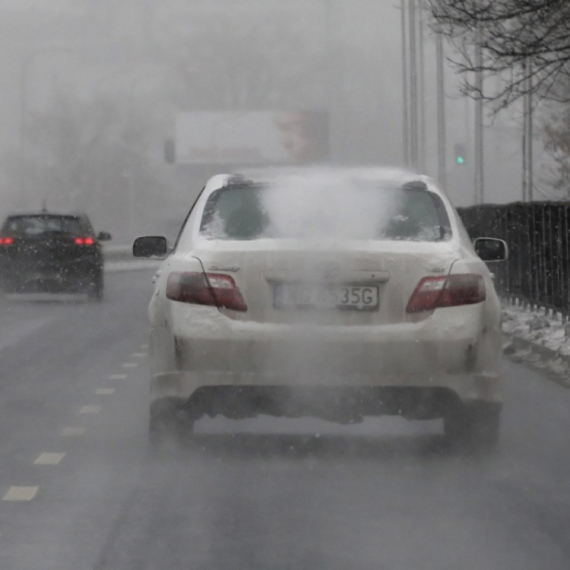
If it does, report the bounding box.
[133,236,169,259]
[97,231,112,242]
[474,237,509,262]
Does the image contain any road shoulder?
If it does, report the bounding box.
[502,303,570,387]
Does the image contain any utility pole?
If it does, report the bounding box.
[418,5,426,173]
[527,70,534,202]
[401,0,409,167]
[436,33,447,189]
[474,30,485,204]
[522,82,528,201]
[521,61,534,202]
[408,0,419,171]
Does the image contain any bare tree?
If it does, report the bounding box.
[3,95,173,239]
[428,0,570,108]
[541,78,570,193]
[159,15,325,111]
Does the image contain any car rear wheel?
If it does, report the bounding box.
[149,398,194,448]
[444,402,500,452]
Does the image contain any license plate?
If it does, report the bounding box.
[274,283,379,311]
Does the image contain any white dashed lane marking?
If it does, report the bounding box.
[79,406,101,414]
[96,388,115,395]
[121,363,137,369]
[34,453,65,466]
[109,374,128,380]
[131,353,148,358]
[140,344,149,350]
[62,427,86,437]
[3,487,38,501]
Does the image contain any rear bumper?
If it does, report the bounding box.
[151,369,501,409]
[153,303,502,408]
[0,259,102,292]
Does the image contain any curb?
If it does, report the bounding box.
[504,334,570,388]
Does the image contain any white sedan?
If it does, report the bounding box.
[134,168,507,449]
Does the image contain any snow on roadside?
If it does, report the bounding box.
[502,301,570,383]
[502,302,570,355]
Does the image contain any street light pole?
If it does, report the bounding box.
[522,66,528,202]
[401,0,410,167]
[408,0,418,170]
[474,30,485,204]
[436,33,447,189]
[418,5,426,173]
[522,67,534,203]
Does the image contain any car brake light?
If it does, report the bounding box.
[75,237,95,245]
[406,274,486,313]
[166,272,248,312]
[0,237,14,245]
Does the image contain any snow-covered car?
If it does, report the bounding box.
[134,168,508,449]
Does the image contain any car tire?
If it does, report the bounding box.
[149,398,194,448]
[87,270,104,302]
[444,403,500,452]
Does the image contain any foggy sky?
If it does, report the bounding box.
[0,0,534,242]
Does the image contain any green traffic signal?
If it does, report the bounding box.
[454,143,467,166]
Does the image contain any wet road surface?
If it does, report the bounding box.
[0,269,569,569]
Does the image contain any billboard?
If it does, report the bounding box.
[175,111,329,165]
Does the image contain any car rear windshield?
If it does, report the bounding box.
[2,215,85,237]
[199,182,452,242]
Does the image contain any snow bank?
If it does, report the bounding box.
[502,301,570,384]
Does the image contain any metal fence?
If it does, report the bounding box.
[458,202,570,315]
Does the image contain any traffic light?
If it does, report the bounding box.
[454,143,467,165]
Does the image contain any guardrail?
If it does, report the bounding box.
[458,202,570,316]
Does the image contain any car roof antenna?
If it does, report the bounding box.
[41,200,48,213]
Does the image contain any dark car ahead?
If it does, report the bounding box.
[0,212,111,300]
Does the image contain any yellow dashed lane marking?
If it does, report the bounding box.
[3,487,38,501]
[62,427,86,436]
[80,405,101,414]
[34,453,65,465]
[96,388,115,395]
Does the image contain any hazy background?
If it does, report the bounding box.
[0,0,539,243]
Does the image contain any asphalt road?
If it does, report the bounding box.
[0,268,569,569]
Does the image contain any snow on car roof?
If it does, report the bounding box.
[203,167,444,197]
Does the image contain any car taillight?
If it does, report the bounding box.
[0,237,14,245]
[406,274,486,313]
[166,272,248,312]
[75,237,95,245]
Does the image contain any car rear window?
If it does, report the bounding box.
[2,215,85,237]
[199,182,452,242]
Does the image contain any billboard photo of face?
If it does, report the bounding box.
[273,111,329,163]
[175,111,329,165]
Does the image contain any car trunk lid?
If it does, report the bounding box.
[191,239,460,325]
